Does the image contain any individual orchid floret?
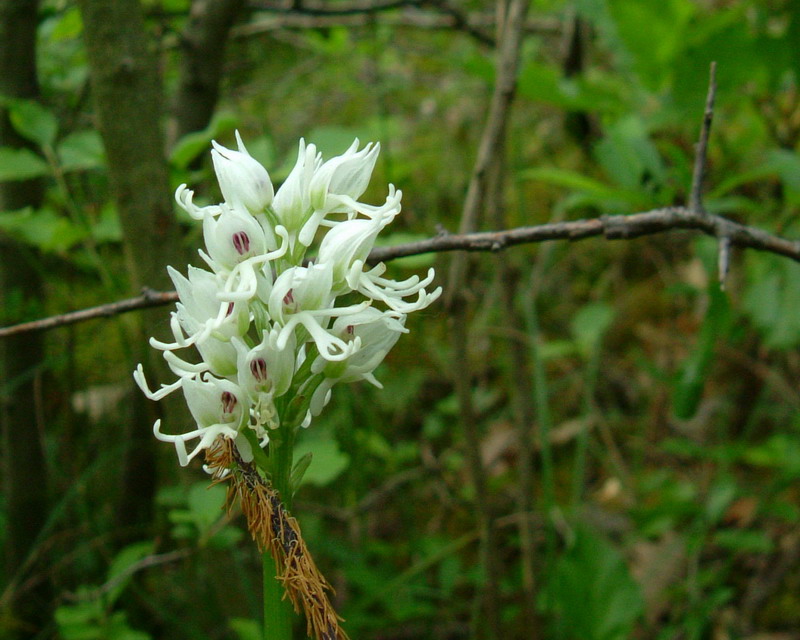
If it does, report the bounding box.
[153,376,247,466]
[147,265,249,355]
[268,263,368,360]
[316,188,401,289]
[232,330,296,432]
[202,205,269,271]
[309,309,407,415]
[211,131,274,214]
[271,139,319,235]
[309,139,379,212]
[234,329,296,401]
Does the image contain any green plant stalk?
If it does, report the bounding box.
[261,422,296,640]
[571,349,601,508]
[523,292,556,561]
[263,550,294,640]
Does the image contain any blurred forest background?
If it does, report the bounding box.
[3,0,800,639]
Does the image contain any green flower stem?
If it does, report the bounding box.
[262,550,294,640]
[262,423,296,640]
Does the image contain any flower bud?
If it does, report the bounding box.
[309,140,379,211]
[211,131,274,214]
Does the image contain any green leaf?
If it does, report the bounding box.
[714,529,774,554]
[293,431,350,487]
[518,166,647,211]
[743,256,800,349]
[229,617,263,640]
[58,130,105,171]
[0,206,87,252]
[594,116,665,191]
[187,482,227,533]
[570,302,615,357]
[291,451,314,490]
[7,99,58,147]
[607,0,696,89]
[91,203,122,243]
[169,111,238,169]
[107,611,152,640]
[543,526,644,640]
[105,541,155,604]
[672,286,731,419]
[0,146,49,180]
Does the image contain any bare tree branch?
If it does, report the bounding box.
[249,0,421,16]
[689,62,717,214]
[234,8,557,43]
[2,205,800,339]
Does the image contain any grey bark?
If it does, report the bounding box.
[171,0,246,143]
[77,0,184,534]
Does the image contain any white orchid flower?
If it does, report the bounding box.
[135,134,441,468]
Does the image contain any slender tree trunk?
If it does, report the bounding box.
[77,0,184,535]
[0,1,51,636]
[170,0,246,144]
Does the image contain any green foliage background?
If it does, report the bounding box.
[4,0,800,639]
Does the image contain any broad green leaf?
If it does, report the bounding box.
[672,286,731,420]
[105,541,155,604]
[714,529,774,554]
[186,482,227,532]
[743,256,800,349]
[58,130,105,171]
[0,206,87,252]
[570,302,615,357]
[91,203,122,243]
[48,5,83,40]
[0,146,49,180]
[8,99,58,147]
[293,431,350,487]
[229,618,262,640]
[544,526,644,640]
[594,116,666,191]
[607,0,696,89]
[170,111,238,169]
[518,166,647,211]
[107,612,152,640]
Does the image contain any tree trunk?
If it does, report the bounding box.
[0,1,51,636]
[171,0,246,144]
[77,0,184,535]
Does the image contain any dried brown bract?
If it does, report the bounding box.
[205,437,348,640]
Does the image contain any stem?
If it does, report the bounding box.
[262,550,294,640]
[522,286,556,562]
[261,424,296,639]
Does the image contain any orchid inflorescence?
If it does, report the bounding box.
[134,132,441,468]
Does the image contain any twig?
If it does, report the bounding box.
[3,206,800,338]
[248,0,420,17]
[689,62,717,214]
[0,288,177,337]
[66,549,192,602]
[443,1,532,636]
[445,0,531,305]
[233,9,558,43]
